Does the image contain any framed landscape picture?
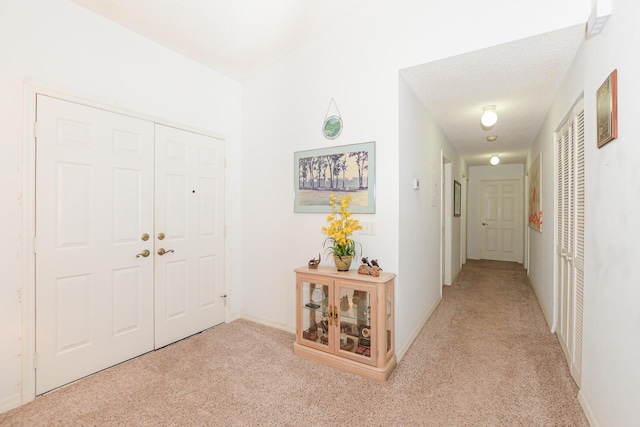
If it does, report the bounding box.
[294,141,375,213]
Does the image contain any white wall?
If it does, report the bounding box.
[0,0,242,412]
[527,0,640,424]
[398,76,464,353]
[467,164,525,260]
[240,0,588,354]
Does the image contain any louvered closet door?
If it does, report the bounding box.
[572,108,585,384]
[555,98,585,386]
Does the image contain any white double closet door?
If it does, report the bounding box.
[35,95,225,395]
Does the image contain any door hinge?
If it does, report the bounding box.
[33,121,39,139]
[33,237,38,254]
[224,226,227,238]
[33,352,38,370]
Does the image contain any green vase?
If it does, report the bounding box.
[334,255,353,271]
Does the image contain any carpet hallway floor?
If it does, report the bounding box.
[0,260,587,426]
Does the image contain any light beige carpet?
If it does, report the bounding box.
[0,260,587,426]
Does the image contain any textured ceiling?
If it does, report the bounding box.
[401,25,585,166]
[71,0,369,81]
[71,1,585,168]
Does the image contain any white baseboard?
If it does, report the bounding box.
[578,390,599,427]
[238,313,295,334]
[396,296,442,362]
[527,274,554,331]
[227,311,243,323]
[452,267,461,284]
[0,393,22,415]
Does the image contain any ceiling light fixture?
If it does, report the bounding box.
[490,154,500,166]
[481,105,498,128]
[487,135,497,142]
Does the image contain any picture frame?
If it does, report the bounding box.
[597,69,618,148]
[294,141,375,213]
[528,153,543,232]
[453,180,461,217]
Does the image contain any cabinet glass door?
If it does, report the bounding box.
[336,284,375,365]
[300,281,331,349]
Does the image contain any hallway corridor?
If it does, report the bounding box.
[401,259,588,424]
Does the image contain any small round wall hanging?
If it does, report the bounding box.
[322,98,343,140]
[322,115,343,139]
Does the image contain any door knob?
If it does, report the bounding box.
[482,222,488,226]
[141,233,150,241]
[157,232,165,240]
[136,249,150,258]
[157,248,174,256]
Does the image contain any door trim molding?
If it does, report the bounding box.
[21,81,38,405]
[20,80,229,405]
[440,151,452,289]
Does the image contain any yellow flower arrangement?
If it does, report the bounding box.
[322,193,363,257]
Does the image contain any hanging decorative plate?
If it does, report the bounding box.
[323,115,343,139]
[322,98,343,140]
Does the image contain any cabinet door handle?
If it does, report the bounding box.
[328,305,335,326]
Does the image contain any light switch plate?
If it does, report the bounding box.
[359,222,376,235]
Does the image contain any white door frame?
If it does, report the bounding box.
[460,173,468,266]
[440,151,452,287]
[20,81,229,404]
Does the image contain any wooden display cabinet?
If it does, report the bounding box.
[294,266,396,381]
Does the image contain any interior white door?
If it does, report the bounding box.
[154,124,226,348]
[480,179,523,263]
[35,95,155,394]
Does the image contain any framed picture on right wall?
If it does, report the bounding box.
[453,180,461,217]
[528,153,542,231]
[597,69,618,148]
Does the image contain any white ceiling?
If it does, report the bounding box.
[71,0,369,81]
[401,25,585,166]
[71,0,585,167]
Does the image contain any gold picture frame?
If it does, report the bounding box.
[597,69,618,148]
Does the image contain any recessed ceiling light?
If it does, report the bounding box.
[481,105,498,128]
[487,135,497,142]
[490,155,500,166]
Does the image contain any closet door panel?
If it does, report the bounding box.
[35,95,155,394]
[154,124,226,348]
